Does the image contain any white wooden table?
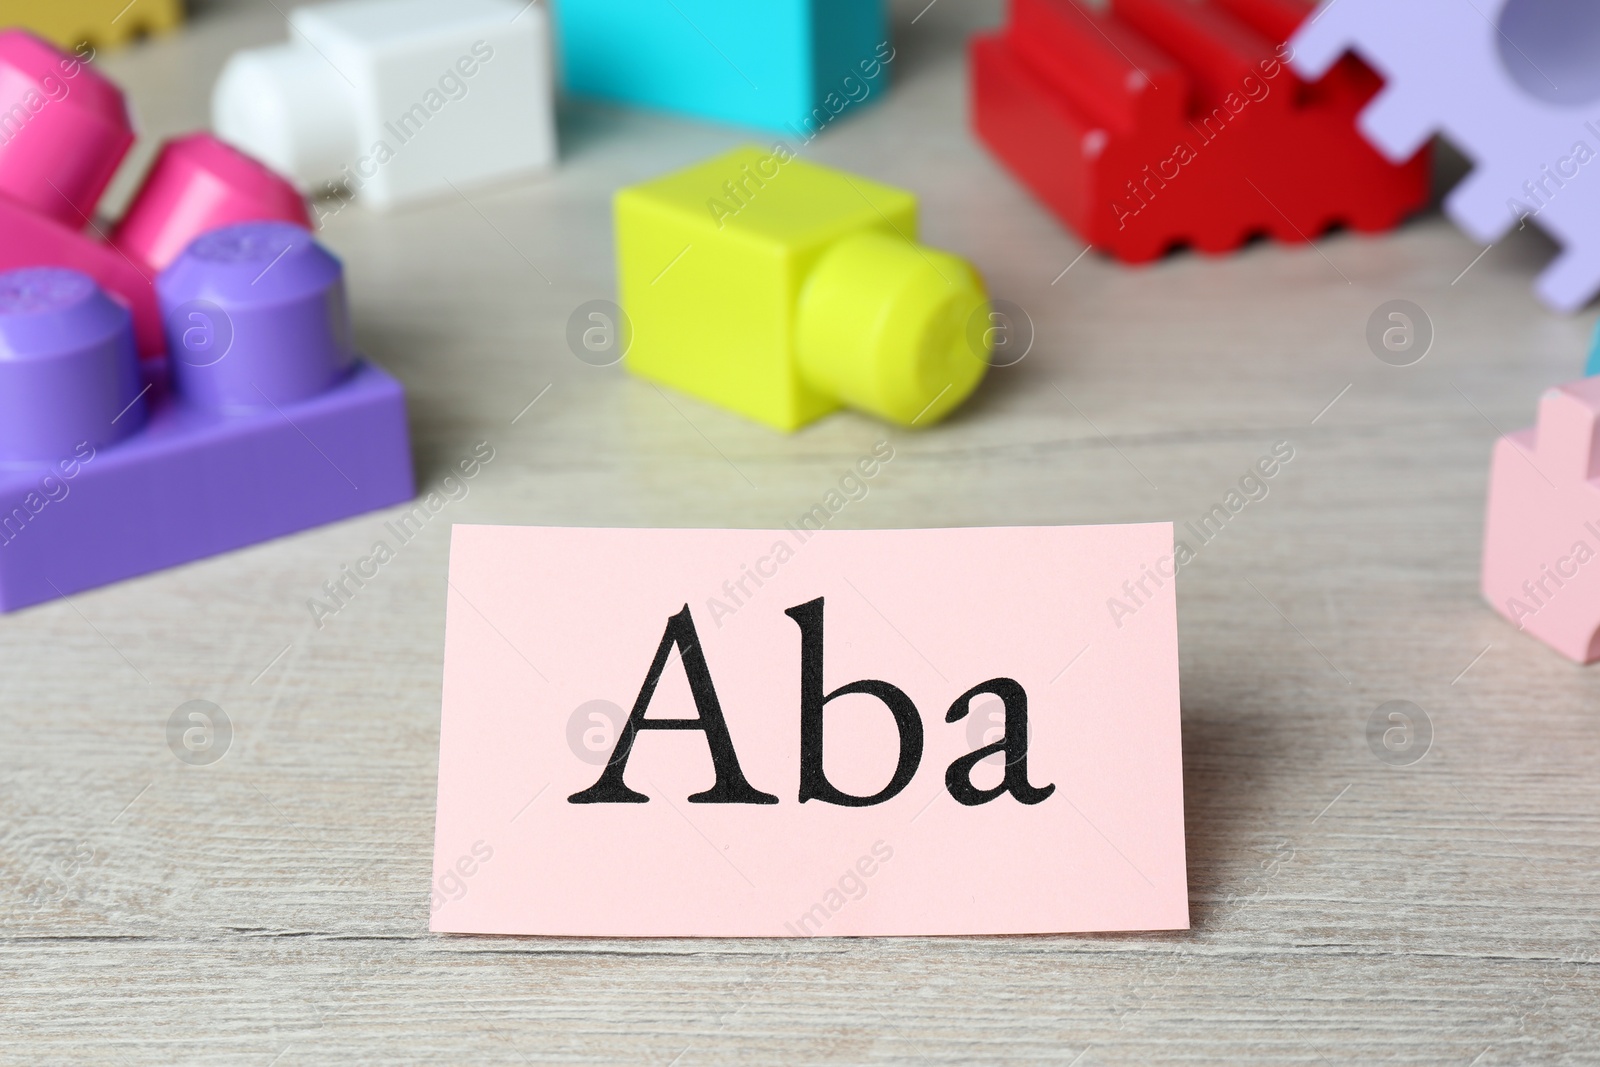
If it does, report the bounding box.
[3,1,1597,1062]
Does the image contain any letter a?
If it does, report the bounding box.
[944,679,1055,805]
[786,597,924,806]
[568,604,777,804]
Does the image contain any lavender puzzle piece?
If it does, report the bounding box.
[1292,0,1600,312]
[0,222,414,611]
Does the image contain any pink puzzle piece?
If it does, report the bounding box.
[1483,377,1600,664]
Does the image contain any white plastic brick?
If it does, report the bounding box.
[213,0,555,211]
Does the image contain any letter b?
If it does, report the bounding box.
[786,597,924,807]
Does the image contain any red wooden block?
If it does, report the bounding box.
[971,0,1430,261]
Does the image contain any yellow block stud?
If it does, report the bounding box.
[617,144,992,432]
[7,0,184,52]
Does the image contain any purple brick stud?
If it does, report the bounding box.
[0,266,146,464]
[156,221,354,411]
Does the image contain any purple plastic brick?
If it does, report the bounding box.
[157,221,355,410]
[0,267,146,462]
[0,227,414,613]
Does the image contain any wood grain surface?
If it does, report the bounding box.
[2,0,1597,1063]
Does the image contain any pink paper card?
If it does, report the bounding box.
[431,524,1187,937]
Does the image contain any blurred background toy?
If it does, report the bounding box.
[212,0,556,211]
[1293,0,1600,312]
[3,0,182,52]
[0,29,309,356]
[110,133,311,274]
[617,145,991,432]
[553,0,890,134]
[971,0,1429,261]
[0,225,414,613]
[1482,374,1600,663]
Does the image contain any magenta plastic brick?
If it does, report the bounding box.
[0,223,414,612]
[0,30,311,358]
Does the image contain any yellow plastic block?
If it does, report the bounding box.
[7,0,183,51]
[617,144,991,432]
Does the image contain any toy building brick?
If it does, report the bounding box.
[0,224,414,611]
[971,0,1428,261]
[1482,377,1600,663]
[617,146,991,432]
[0,30,310,356]
[555,0,890,134]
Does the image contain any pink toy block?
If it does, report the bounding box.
[0,29,132,226]
[0,196,164,354]
[110,133,312,274]
[0,31,311,357]
[1483,377,1600,664]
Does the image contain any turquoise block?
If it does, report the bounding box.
[1588,318,1600,376]
[553,0,891,134]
